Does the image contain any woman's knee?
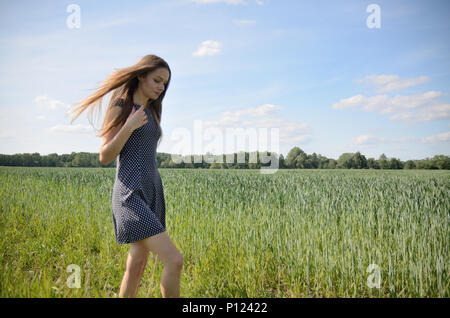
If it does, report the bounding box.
[170,252,183,270]
[138,231,183,270]
[128,243,149,271]
[126,257,147,274]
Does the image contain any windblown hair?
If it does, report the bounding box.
[67,54,171,147]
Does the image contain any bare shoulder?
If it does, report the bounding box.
[104,103,124,124]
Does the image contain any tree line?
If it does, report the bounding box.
[0,147,449,169]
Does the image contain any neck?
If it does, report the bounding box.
[133,89,150,106]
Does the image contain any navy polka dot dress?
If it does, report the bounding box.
[110,102,166,244]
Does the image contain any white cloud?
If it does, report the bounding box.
[352,135,381,145]
[352,135,415,145]
[0,130,15,139]
[332,94,365,110]
[332,91,450,124]
[390,137,413,143]
[47,124,93,134]
[202,103,310,144]
[203,104,280,127]
[192,40,222,57]
[421,131,450,143]
[34,94,71,110]
[389,103,450,123]
[354,74,430,93]
[236,103,280,117]
[351,132,450,146]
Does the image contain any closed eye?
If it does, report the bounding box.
[155,77,168,85]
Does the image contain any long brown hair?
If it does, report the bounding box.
[67,54,171,147]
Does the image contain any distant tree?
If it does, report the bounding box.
[31,152,41,166]
[72,152,91,167]
[367,158,379,169]
[2,150,450,170]
[327,159,337,169]
[378,153,388,169]
[279,154,285,169]
[160,159,171,168]
[285,147,304,168]
[310,152,319,169]
[404,160,416,169]
[353,151,367,169]
[432,155,450,169]
[337,153,354,169]
[295,153,308,168]
[317,154,329,169]
[389,157,403,169]
[47,153,59,167]
[209,162,222,169]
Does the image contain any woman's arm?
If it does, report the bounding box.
[99,107,134,166]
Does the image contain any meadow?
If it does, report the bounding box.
[0,166,448,297]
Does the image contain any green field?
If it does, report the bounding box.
[0,166,448,297]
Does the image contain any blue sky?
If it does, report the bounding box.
[0,0,449,161]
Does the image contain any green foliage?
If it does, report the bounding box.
[0,149,449,170]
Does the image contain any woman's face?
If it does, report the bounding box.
[139,67,170,100]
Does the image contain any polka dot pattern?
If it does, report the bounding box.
[110,103,166,244]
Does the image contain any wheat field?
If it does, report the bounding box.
[0,166,448,297]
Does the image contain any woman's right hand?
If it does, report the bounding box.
[125,105,148,131]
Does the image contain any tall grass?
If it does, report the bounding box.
[0,166,448,297]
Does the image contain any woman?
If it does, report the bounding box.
[67,54,183,298]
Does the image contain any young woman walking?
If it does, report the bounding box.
[68,54,183,298]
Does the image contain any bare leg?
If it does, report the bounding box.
[119,243,150,298]
[133,252,149,297]
[134,231,183,298]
